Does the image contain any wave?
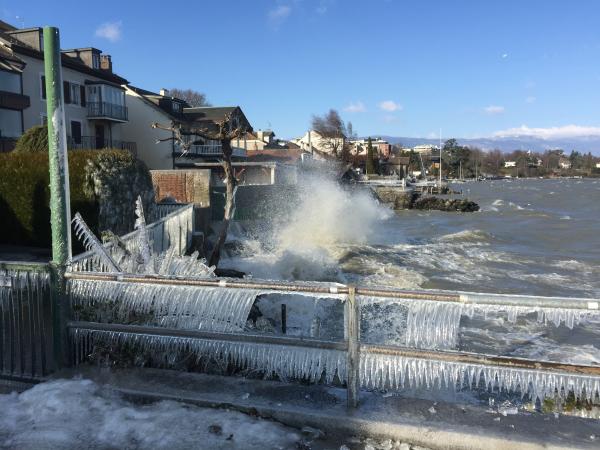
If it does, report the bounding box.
[435,229,491,243]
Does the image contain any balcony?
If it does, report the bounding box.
[67,136,137,155]
[87,101,128,122]
[175,144,247,158]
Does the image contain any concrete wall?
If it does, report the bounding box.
[122,90,173,169]
[151,169,211,206]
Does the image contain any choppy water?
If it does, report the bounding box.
[223,177,600,365]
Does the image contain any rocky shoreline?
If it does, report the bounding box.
[371,186,480,212]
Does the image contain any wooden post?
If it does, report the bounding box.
[346,286,360,408]
[281,304,287,334]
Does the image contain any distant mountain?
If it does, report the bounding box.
[374,136,600,154]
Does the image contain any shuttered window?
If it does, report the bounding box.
[63,81,71,104]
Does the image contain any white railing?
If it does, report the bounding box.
[70,203,194,272]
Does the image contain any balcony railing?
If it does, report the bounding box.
[87,101,128,122]
[175,144,247,158]
[67,136,137,155]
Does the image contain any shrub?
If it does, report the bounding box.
[13,125,49,153]
[0,149,155,250]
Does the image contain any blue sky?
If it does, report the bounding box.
[3,0,600,140]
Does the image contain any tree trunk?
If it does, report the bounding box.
[208,139,236,267]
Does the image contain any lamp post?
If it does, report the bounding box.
[44,26,72,368]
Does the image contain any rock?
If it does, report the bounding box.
[214,267,246,278]
[411,196,480,212]
[208,424,222,435]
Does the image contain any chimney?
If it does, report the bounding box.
[159,88,169,97]
[100,54,112,72]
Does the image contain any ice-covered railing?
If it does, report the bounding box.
[70,203,193,272]
[65,272,600,408]
[0,261,53,379]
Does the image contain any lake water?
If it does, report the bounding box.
[222,177,600,364]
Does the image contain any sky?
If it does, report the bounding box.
[3,0,600,140]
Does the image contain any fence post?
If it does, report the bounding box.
[44,26,72,369]
[346,285,360,408]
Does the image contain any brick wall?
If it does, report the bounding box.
[150,169,211,206]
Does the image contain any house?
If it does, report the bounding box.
[504,161,517,168]
[559,157,572,169]
[349,138,392,158]
[596,162,600,169]
[0,23,134,152]
[123,85,252,169]
[292,130,344,159]
[412,144,438,155]
[0,39,29,151]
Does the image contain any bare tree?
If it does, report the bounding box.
[311,109,348,157]
[152,113,246,267]
[169,88,211,107]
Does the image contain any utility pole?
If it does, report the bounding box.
[44,26,72,368]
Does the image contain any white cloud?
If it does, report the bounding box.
[525,96,536,104]
[316,0,332,14]
[343,101,366,113]
[378,100,402,112]
[268,5,291,25]
[484,105,505,115]
[95,21,122,42]
[501,53,508,59]
[493,124,600,139]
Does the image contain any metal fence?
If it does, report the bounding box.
[0,262,53,381]
[71,203,194,272]
[65,272,600,408]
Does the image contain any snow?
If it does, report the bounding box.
[0,379,301,450]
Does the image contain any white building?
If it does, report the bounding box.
[292,130,344,158]
[0,24,133,152]
[504,161,517,168]
[412,144,439,155]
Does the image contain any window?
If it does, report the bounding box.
[92,53,100,69]
[40,75,46,99]
[70,83,81,105]
[40,114,47,125]
[70,120,82,145]
[0,70,21,94]
[172,102,181,112]
[0,110,22,138]
[63,81,71,103]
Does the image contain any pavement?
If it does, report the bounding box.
[44,366,600,450]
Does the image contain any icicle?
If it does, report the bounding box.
[70,328,346,383]
[72,213,121,272]
[134,195,153,272]
[359,352,599,403]
[360,296,463,350]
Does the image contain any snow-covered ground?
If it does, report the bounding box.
[0,379,301,449]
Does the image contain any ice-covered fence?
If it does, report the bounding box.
[71,203,194,272]
[65,272,600,408]
[0,262,53,380]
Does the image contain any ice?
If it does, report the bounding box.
[134,195,153,273]
[69,279,263,332]
[0,379,302,449]
[360,296,463,350]
[360,352,600,403]
[72,212,121,272]
[70,328,346,384]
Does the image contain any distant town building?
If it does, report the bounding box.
[504,161,517,168]
[349,138,392,158]
[559,158,572,169]
[412,144,439,155]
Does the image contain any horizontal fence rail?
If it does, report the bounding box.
[64,270,600,407]
[70,203,194,272]
[0,263,53,381]
[64,271,600,312]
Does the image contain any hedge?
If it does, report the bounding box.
[0,149,154,250]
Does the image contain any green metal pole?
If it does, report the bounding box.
[44,26,72,369]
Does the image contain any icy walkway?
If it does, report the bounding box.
[48,366,600,450]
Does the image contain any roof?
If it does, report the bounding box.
[0,44,25,72]
[126,85,190,120]
[0,30,128,85]
[184,106,253,132]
